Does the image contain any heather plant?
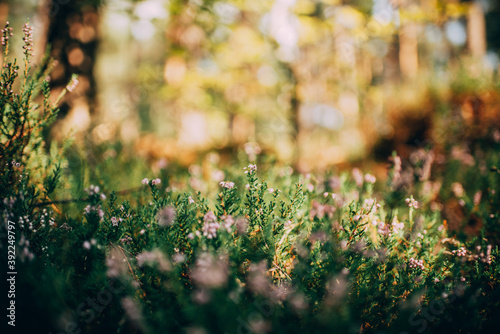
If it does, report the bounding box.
[1,22,500,334]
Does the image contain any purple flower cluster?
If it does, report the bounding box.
[141,178,161,186]
[219,181,235,189]
[310,200,336,220]
[202,211,219,239]
[406,197,419,209]
[1,21,13,47]
[85,184,106,200]
[156,206,176,227]
[408,257,425,270]
[83,204,104,220]
[22,22,34,58]
[452,247,467,257]
[221,215,234,232]
[243,164,257,174]
[66,76,79,92]
[110,216,123,227]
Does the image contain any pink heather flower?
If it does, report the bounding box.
[157,206,176,227]
[377,222,390,236]
[323,192,329,197]
[310,200,325,219]
[235,217,249,234]
[187,232,195,240]
[111,217,119,226]
[452,247,467,257]
[85,185,101,196]
[406,197,419,209]
[352,168,364,187]
[247,261,272,296]
[391,217,404,232]
[245,184,250,190]
[202,211,219,239]
[136,249,171,271]
[473,191,482,206]
[243,142,261,160]
[83,204,105,220]
[142,178,149,185]
[66,76,79,92]
[106,250,129,278]
[188,196,195,204]
[452,182,465,197]
[219,181,235,189]
[121,297,142,323]
[408,257,425,270]
[268,188,275,194]
[83,241,91,250]
[191,253,228,288]
[22,23,34,58]
[151,178,161,186]
[221,215,234,232]
[173,252,186,263]
[364,173,376,184]
[243,164,257,174]
[212,170,225,182]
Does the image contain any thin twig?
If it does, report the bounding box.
[116,245,143,288]
[33,186,145,207]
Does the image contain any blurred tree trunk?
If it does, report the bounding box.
[467,0,486,58]
[0,1,7,25]
[38,0,101,120]
[399,22,419,79]
[397,0,420,79]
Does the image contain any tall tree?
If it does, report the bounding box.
[466,0,486,58]
[38,0,102,121]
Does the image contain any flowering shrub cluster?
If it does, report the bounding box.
[1,22,500,334]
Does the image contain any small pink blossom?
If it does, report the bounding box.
[408,257,424,270]
[66,76,79,92]
[243,164,257,174]
[202,211,219,239]
[452,247,467,257]
[142,178,149,185]
[221,215,234,232]
[406,197,419,209]
[364,174,376,184]
[219,181,235,189]
[157,206,176,227]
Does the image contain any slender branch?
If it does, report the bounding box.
[33,186,145,207]
[117,245,143,288]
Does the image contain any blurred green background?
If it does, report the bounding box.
[1,0,499,172]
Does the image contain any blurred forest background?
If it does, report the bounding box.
[1,0,499,173]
